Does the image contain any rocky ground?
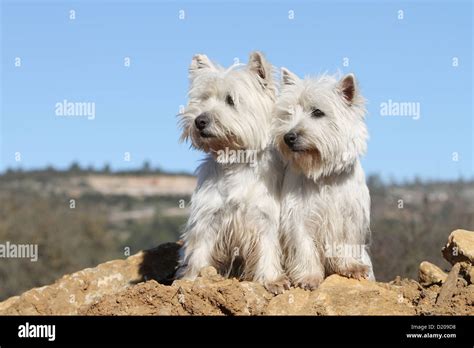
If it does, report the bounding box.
[0,229,473,315]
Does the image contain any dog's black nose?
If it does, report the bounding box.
[284,132,298,147]
[195,113,210,130]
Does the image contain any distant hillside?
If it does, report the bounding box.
[0,169,196,300]
[1,173,196,198]
[369,176,474,281]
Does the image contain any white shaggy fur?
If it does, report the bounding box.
[274,68,375,290]
[176,52,289,293]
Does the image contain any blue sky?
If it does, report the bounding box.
[1,0,472,181]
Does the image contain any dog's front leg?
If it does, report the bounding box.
[329,247,374,281]
[284,225,325,290]
[254,220,290,294]
[176,215,218,280]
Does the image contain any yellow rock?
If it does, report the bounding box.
[419,261,448,286]
[442,229,474,265]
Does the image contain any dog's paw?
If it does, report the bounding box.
[295,274,323,291]
[264,275,291,295]
[337,263,369,280]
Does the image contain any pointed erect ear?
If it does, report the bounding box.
[338,73,357,104]
[248,51,272,83]
[189,54,216,74]
[281,67,300,86]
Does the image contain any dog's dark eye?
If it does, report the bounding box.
[225,95,235,107]
[311,108,325,118]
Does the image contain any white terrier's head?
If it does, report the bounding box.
[273,68,368,180]
[179,52,276,154]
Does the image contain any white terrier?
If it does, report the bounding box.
[176,52,289,294]
[273,68,375,290]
